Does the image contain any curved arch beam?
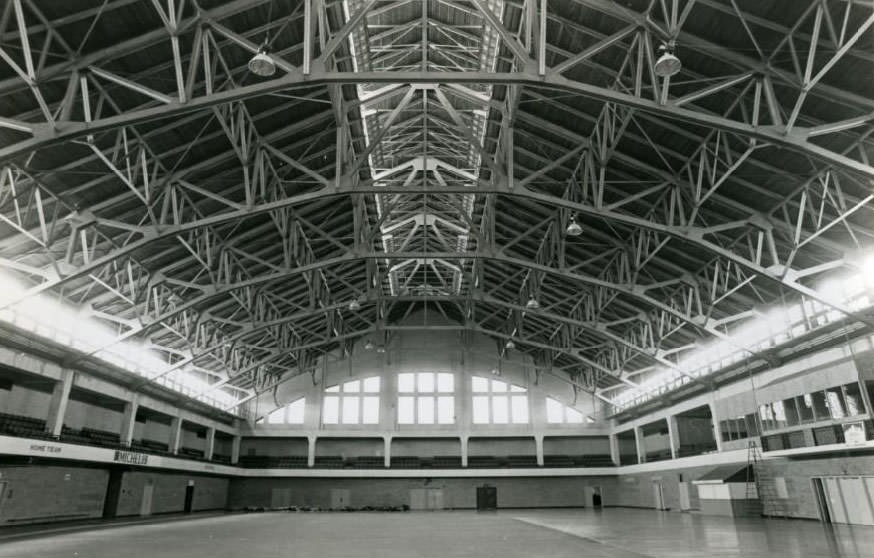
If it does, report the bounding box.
[2,177,865,326]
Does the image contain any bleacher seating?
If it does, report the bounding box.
[543,454,575,468]
[644,450,672,463]
[431,456,462,468]
[238,455,299,468]
[576,455,614,467]
[390,456,422,469]
[467,455,502,468]
[59,425,125,449]
[506,455,538,468]
[313,455,344,469]
[346,456,384,469]
[131,438,170,454]
[212,453,232,464]
[0,412,49,438]
[179,446,206,459]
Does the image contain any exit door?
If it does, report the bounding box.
[476,486,497,510]
[331,489,350,509]
[410,489,444,510]
[183,484,194,514]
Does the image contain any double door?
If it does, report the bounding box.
[410,488,444,510]
[814,476,874,525]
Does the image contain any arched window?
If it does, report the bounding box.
[262,397,306,424]
[545,397,584,424]
[323,377,380,425]
[397,372,455,424]
[472,377,528,424]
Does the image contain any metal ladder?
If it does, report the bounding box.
[746,440,790,518]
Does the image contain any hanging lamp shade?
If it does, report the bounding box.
[566,215,582,236]
[249,48,276,77]
[654,46,681,77]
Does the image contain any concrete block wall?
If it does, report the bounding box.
[241,437,309,456]
[0,382,51,420]
[0,465,231,525]
[392,438,460,456]
[228,476,617,510]
[0,465,109,525]
[756,454,874,519]
[542,436,610,454]
[115,471,229,516]
[610,464,717,510]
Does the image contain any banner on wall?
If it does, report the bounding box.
[843,422,866,446]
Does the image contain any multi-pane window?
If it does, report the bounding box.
[545,397,584,424]
[471,377,529,424]
[719,414,760,442]
[758,382,868,431]
[259,398,305,425]
[397,372,454,424]
[323,377,380,425]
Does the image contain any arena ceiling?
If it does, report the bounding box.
[0,0,872,416]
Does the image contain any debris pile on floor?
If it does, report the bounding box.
[243,505,410,513]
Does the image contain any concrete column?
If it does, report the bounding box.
[666,415,679,460]
[709,403,723,452]
[45,369,74,437]
[535,435,544,467]
[120,394,139,446]
[460,435,469,467]
[204,427,216,460]
[307,436,316,467]
[634,426,646,464]
[168,416,183,454]
[609,433,620,466]
[384,436,391,468]
[457,362,472,427]
[231,435,241,464]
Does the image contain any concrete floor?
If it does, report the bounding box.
[0,508,871,558]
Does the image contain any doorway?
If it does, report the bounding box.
[476,485,497,510]
[103,469,124,519]
[814,476,874,526]
[812,478,831,523]
[330,488,350,509]
[183,484,194,514]
[591,486,602,508]
[410,488,445,510]
[140,482,154,516]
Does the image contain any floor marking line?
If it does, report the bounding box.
[511,516,656,558]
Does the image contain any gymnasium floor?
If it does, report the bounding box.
[1,508,871,558]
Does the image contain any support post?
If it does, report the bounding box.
[460,435,469,467]
[667,415,679,460]
[634,426,645,464]
[169,415,183,454]
[609,432,620,466]
[709,403,723,452]
[204,426,216,460]
[120,394,139,446]
[231,434,241,464]
[384,436,391,468]
[45,369,74,437]
[308,436,316,468]
[535,434,544,467]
